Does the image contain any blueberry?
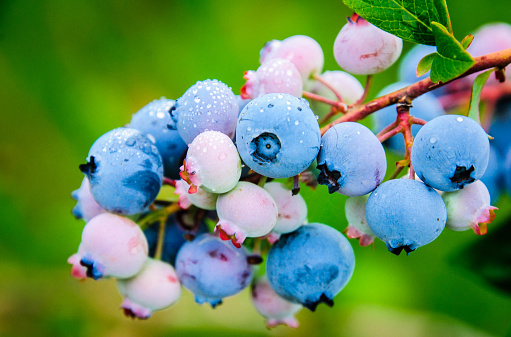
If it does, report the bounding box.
[173,79,238,144]
[266,223,355,311]
[260,35,324,86]
[117,258,181,319]
[175,233,253,308]
[241,58,303,99]
[480,145,504,203]
[80,127,163,215]
[442,180,497,235]
[398,44,437,84]
[250,276,302,328]
[366,179,446,255]
[333,15,402,75]
[488,95,511,155]
[79,213,149,279]
[129,98,187,180]
[236,93,321,178]
[71,177,106,222]
[317,122,386,196]
[411,115,490,191]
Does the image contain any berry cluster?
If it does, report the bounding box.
[68,13,510,329]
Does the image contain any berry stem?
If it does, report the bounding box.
[312,73,344,102]
[352,74,373,106]
[162,177,177,187]
[154,217,167,260]
[320,48,511,135]
[138,203,181,231]
[257,175,268,187]
[302,91,348,113]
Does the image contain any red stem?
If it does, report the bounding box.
[312,73,344,102]
[320,48,511,135]
[303,91,348,113]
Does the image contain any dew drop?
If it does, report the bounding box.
[430,137,437,144]
[295,120,299,125]
[457,117,463,122]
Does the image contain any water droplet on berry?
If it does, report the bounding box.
[430,137,437,144]
[457,117,463,122]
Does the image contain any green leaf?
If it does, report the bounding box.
[416,52,436,77]
[461,34,474,50]
[430,22,475,83]
[467,69,495,123]
[342,0,451,45]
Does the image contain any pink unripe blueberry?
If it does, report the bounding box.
[71,177,106,222]
[67,244,87,280]
[442,180,497,235]
[117,258,181,319]
[263,182,307,243]
[216,181,278,248]
[310,70,364,119]
[180,131,241,194]
[260,35,324,85]
[333,15,402,75]
[80,213,148,280]
[344,194,375,247]
[251,277,302,329]
[241,58,303,99]
[175,179,218,210]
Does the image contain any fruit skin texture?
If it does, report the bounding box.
[344,194,375,247]
[80,213,149,279]
[266,223,355,311]
[442,180,497,235]
[260,35,324,86]
[366,179,447,255]
[181,131,241,194]
[173,79,239,144]
[251,276,302,329]
[333,16,402,75]
[411,115,490,192]
[236,93,321,179]
[371,82,445,155]
[241,58,303,99]
[129,98,187,180]
[216,181,278,247]
[175,233,254,308]
[263,182,307,243]
[489,96,511,155]
[80,127,163,215]
[117,258,181,319]
[71,177,106,222]
[317,122,386,196]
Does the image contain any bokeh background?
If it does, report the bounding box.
[1,0,511,336]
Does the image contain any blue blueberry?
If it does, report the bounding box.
[411,115,490,191]
[79,127,163,215]
[266,223,355,311]
[398,44,437,84]
[480,145,504,203]
[144,212,209,265]
[175,233,253,308]
[317,122,386,196]
[366,179,446,255]
[372,82,445,154]
[489,95,511,155]
[129,98,188,180]
[236,93,321,178]
[173,79,239,144]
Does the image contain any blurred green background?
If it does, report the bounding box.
[1,0,511,336]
